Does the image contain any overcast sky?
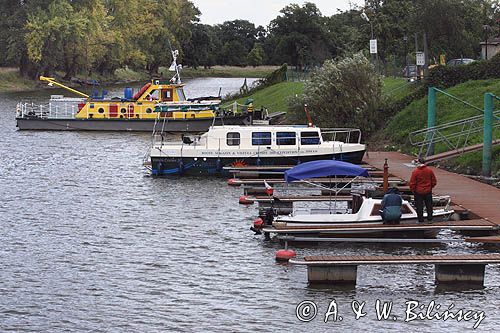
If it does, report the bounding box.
[191,0,364,27]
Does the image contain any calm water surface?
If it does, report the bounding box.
[1,78,500,332]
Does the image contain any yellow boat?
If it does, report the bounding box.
[15,76,253,132]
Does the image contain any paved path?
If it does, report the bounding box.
[365,151,500,224]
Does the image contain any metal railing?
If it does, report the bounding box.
[321,128,362,144]
[409,110,500,158]
[16,101,162,120]
[150,128,364,161]
[16,102,78,119]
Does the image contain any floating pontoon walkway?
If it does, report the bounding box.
[263,219,498,234]
[290,254,500,285]
[365,151,500,225]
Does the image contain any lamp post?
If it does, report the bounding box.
[361,12,374,39]
[361,11,377,71]
[483,25,490,60]
[403,35,408,78]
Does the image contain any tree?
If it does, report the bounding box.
[246,43,264,67]
[24,0,89,78]
[267,2,330,68]
[288,53,383,136]
[183,24,213,69]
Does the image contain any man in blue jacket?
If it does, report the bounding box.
[380,187,403,225]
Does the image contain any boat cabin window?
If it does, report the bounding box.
[252,132,271,146]
[301,131,320,145]
[162,89,173,102]
[227,132,240,146]
[276,132,296,145]
[177,88,186,101]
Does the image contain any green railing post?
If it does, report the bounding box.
[482,93,494,177]
[427,87,437,156]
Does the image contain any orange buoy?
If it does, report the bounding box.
[239,196,254,205]
[253,217,264,228]
[275,249,296,262]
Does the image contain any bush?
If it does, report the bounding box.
[425,53,500,90]
[287,53,383,136]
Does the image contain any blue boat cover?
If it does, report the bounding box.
[284,160,369,183]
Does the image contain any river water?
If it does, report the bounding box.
[1,77,499,332]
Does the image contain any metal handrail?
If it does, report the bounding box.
[16,101,161,120]
[409,110,500,157]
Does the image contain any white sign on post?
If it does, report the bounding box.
[416,52,425,66]
[369,39,377,54]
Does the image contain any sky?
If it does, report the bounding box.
[191,0,364,27]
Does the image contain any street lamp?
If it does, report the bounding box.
[483,25,490,60]
[403,35,408,78]
[360,12,374,39]
[361,11,376,72]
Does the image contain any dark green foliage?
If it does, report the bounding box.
[425,54,500,90]
[287,53,383,136]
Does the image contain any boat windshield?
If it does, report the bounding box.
[177,88,186,101]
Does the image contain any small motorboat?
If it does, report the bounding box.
[272,160,454,233]
[274,196,453,228]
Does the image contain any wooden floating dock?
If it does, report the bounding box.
[366,152,500,225]
[279,236,469,243]
[253,195,354,203]
[229,177,406,186]
[290,254,500,286]
[263,219,498,234]
[466,235,500,243]
[224,164,377,172]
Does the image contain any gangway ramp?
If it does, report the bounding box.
[423,139,500,163]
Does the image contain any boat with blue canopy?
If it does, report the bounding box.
[274,160,453,231]
[284,160,369,183]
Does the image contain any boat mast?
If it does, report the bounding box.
[168,48,182,84]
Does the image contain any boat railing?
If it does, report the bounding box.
[320,128,362,144]
[16,102,78,119]
[151,128,363,151]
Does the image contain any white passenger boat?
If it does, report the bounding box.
[148,125,366,176]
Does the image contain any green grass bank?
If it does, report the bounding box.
[385,78,500,176]
[224,81,305,112]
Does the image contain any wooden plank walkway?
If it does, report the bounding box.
[263,219,498,234]
[224,164,376,172]
[253,195,353,203]
[365,151,500,225]
[229,177,406,186]
[299,254,500,265]
[466,235,500,243]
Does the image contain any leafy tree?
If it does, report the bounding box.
[246,43,264,67]
[215,20,259,66]
[288,53,383,136]
[24,0,89,78]
[182,24,213,69]
[267,2,330,68]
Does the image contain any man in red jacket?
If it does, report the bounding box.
[409,159,437,223]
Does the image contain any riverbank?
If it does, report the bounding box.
[0,66,275,93]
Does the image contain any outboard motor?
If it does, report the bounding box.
[250,207,276,235]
